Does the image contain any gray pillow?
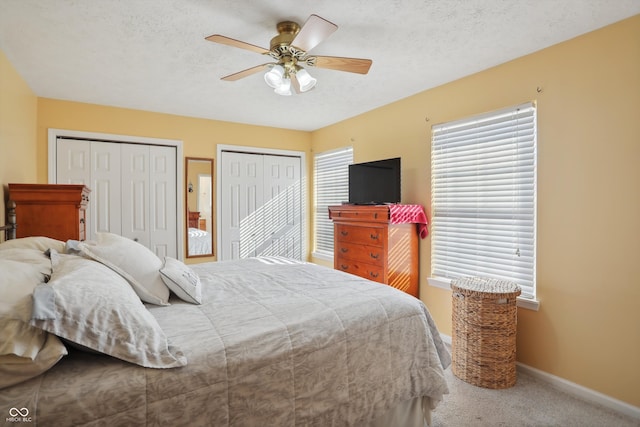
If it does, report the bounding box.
[31,253,186,369]
[160,257,202,304]
[78,233,170,305]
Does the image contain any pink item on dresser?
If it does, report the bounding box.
[389,204,429,238]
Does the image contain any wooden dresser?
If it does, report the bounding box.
[9,183,90,242]
[328,205,419,297]
[188,211,200,228]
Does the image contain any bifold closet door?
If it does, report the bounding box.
[219,151,302,261]
[121,144,177,258]
[55,139,122,241]
[262,154,302,260]
[56,139,177,258]
[220,151,265,260]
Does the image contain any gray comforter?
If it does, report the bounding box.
[1,258,449,426]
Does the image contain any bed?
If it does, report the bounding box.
[188,227,212,256]
[0,209,450,426]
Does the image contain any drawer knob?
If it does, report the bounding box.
[341,230,349,236]
[79,218,85,224]
[340,264,349,270]
[340,248,349,253]
[370,234,379,240]
[370,252,379,259]
[369,272,379,278]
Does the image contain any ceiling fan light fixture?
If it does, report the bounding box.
[264,65,285,89]
[274,78,292,96]
[296,68,317,92]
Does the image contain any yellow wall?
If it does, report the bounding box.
[0,49,38,234]
[311,15,640,406]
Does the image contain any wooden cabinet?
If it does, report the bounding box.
[9,184,90,242]
[328,205,419,297]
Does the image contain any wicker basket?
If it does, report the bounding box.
[451,277,521,389]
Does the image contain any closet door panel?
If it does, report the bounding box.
[91,142,121,241]
[220,151,264,260]
[262,155,302,260]
[149,145,177,258]
[56,139,91,186]
[121,144,150,248]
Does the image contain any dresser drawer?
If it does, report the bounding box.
[329,206,389,223]
[335,224,384,247]
[335,241,385,266]
[335,258,385,284]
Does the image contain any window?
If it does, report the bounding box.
[313,147,353,258]
[430,103,537,300]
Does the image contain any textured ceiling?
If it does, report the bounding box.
[1,1,638,131]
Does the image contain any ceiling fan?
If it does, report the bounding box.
[205,14,372,96]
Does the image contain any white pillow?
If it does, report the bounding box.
[78,233,170,305]
[0,236,65,253]
[160,257,202,304]
[0,259,50,358]
[0,248,53,278]
[30,253,187,369]
[0,259,67,389]
[0,335,67,389]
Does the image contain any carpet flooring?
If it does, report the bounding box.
[429,367,639,426]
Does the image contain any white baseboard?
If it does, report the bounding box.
[439,334,640,421]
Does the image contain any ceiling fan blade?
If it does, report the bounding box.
[291,14,337,53]
[221,63,272,81]
[205,34,270,55]
[311,56,373,74]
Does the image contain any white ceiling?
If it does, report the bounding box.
[1,1,638,131]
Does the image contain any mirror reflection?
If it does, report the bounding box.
[186,157,214,257]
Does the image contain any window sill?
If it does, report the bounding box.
[427,277,540,311]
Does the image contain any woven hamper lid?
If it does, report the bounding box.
[451,277,521,297]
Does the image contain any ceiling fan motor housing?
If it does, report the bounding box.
[270,21,305,59]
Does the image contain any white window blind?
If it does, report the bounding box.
[314,147,353,257]
[431,102,537,299]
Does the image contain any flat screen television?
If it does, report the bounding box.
[348,157,401,205]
